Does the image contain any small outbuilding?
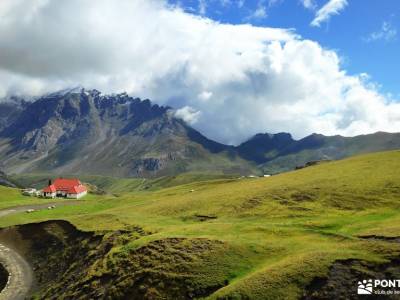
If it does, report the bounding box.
[22,188,38,196]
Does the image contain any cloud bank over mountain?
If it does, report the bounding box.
[0,0,399,144]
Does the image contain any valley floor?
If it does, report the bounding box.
[0,150,399,299]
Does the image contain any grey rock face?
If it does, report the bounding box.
[2,88,398,177]
[0,89,253,177]
[0,170,17,188]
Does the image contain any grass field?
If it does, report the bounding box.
[0,186,62,209]
[9,172,237,193]
[1,150,400,299]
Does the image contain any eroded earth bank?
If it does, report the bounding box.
[0,220,237,299]
[0,221,398,299]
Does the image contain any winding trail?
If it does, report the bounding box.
[0,244,32,300]
[0,201,80,299]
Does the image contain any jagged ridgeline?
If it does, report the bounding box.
[1,88,400,177]
[0,89,255,177]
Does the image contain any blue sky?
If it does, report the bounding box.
[169,0,400,97]
[1,0,400,143]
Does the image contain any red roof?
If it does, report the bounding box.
[68,185,87,194]
[43,178,87,194]
[43,184,56,193]
[53,178,81,189]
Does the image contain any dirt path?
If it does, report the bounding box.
[0,201,81,218]
[0,244,32,300]
[0,201,81,299]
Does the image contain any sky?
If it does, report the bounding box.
[0,0,399,144]
[171,0,400,96]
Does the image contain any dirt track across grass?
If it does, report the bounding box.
[0,243,32,300]
[0,201,81,218]
[0,201,81,299]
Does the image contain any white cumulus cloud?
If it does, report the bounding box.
[0,0,399,145]
[311,0,348,27]
[175,106,202,124]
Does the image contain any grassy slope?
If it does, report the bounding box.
[9,173,238,193]
[0,186,64,209]
[1,150,400,299]
[261,132,400,174]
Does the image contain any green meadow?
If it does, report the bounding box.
[1,150,400,299]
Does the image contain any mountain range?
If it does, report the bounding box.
[0,88,399,177]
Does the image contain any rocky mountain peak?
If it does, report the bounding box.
[0,89,254,177]
[237,132,295,164]
[1,88,399,177]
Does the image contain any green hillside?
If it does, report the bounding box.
[257,132,400,174]
[9,172,237,193]
[0,92,259,178]
[1,150,399,299]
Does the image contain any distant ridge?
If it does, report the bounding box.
[0,88,254,177]
[238,131,400,173]
[0,88,399,177]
